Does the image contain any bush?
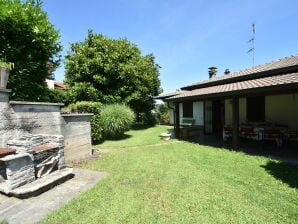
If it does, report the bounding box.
[138,112,158,126]
[67,82,99,103]
[91,114,104,143]
[154,103,170,124]
[47,89,70,104]
[63,101,102,114]
[100,104,135,138]
[160,113,170,124]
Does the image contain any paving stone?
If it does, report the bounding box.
[0,168,107,224]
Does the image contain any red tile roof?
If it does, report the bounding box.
[167,73,298,101]
[54,82,67,90]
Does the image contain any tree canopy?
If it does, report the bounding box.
[65,30,162,116]
[0,0,62,101]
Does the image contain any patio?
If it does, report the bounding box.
[0,168,107,224]
[186,130,298,164]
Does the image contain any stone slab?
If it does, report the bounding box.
[0,168,74,198]
[0,168,107,224]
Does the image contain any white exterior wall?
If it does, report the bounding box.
[225,94,298,130]
[168,101,175,125]
[193,101,204,125]
[45,79,55,89]
[178,101,203,126]
[266,94,298,130]
[225,98,246,125]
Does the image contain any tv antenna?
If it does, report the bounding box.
[247,23,255,67]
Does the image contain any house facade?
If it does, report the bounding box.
[157,55,298,149]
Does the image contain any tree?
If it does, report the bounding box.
[65,30,162,118]
[0,0,62,101]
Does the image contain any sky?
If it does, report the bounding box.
[42,0,298,94]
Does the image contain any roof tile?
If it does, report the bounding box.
[182,55,298,89]
[168,73,298,100]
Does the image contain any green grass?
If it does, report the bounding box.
[41,126,298,224]
[96,124,174,149]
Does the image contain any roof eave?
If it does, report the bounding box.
[181,65,298,90]
[169,82,298,102]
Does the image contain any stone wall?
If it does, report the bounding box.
[61,114,93,163]
[1,154,35,189]
[0,95,64,147]
[0,161,6,182]
[0,90,93,163]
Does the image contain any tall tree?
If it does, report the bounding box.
[0,0,62,101]
[65,30,162,117]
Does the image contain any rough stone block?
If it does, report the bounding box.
[3,154,35,189]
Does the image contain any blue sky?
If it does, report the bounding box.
[42,0,298,94]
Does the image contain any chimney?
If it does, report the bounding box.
[224,69,231,75]
[208,67,217,79]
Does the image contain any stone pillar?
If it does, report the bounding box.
[0,89,12,148]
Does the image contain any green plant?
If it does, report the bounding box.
[0,61,14,70]
[100,104,135,138]
[91,114,104,143]
[160,112,170,124]
[63,101,102,114]
[65,30,161,116]
[138,111,158,125]
[155,102,170,124]
[67,82,99,103]
[62,101,104,143]
[40,128,298,224]
[0,0,62,101]
[47,88,69,104]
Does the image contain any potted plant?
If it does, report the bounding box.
[0,61,14,89]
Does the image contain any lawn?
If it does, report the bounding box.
[41,125,298,224]
[96,124,175,149]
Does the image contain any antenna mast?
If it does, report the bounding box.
[247,23,256,67]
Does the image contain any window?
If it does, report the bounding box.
[183,102,193,118]
[246,96,265,122]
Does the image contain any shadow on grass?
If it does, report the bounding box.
[261,161,298,189]
[106,134,133,141]
[131,123,155,130]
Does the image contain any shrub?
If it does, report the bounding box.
[100,104,135,138]
[138,111,158,126]
[155,103,170,124]
[67,82,99,103]
[63,101,102,114]
[47,89,70,104]
[160,113,170,124]
[91,114,104,143]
